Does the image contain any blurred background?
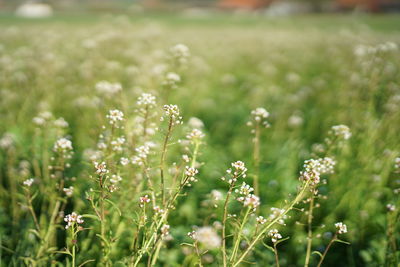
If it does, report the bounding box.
[1,0,400,18]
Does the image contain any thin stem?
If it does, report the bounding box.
[160,117,173,207]
[230,207,251,263]
[221,182,235,267]
[26,191,41,232]
[273,243,280,267]
[232,180,310,267]
[253,122,261,197]
[317,234,337,267]
[304,192,315,267]
[194,241,204,267]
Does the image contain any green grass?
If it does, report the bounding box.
[0,13,399,266]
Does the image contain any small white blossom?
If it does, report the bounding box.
[95,81,122,96]
[334,222,348,234]
[137,93,156,107]
[387,203,396,212]
[106,109,124,127]
[23,178,35,187]
[64,212,84,229]
[331,125,351,140]
[269,207,287,225]
[94,161,109,175]
[161,224,170,237]
[63,186,74,197]
[256,216,267,225]
[194,226,221,249]
[268,229,282,243]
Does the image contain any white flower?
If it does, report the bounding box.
[170,43,190,64]
[63,186,74,197]
[268,229,282,243]
[163,104,183,125]
[334,222,348,234]
[331,125,351,140]
[106,109,124,126]
[54,117,69,128]
[161,224,170,237]
[64,212,84,229]
[139,195,151,207]
[186,129,205,142]
[386,204,396,212]
[110,175,122,184]
[53,138,73,153]
[188,117,204,129]
[211,190,223,201]
[243,194,260,208]
[137,93,156,107]
[163,72,181,88]
[94,161,109,175]
[0,133,14,149]
[95,81,122,96]
[194,226,221,249]
[23,178,35,187]
[256,216,267,225]
[120,157,130,166]
[269,207,287,225]
[230,161,247,178]
[236,182,254,196]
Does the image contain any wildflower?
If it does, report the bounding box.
[182,154,190,162]
[23,178,35,187]
[64,212,84,229]
[334,222,348,234]
[95,81,122,96]
[395,157,400,171]
[153,205,164,214]
[53,138,73,154]
[137,93,156,107]
[186,129,205,142]
[243,194,260,208]
[111,137,125,152]
[94,161,109,175]
[228,161,247,179]
[106,109,124,126]
[386,204,396,212]
[139,195,151,207]
[187,230,197,239]
[211,190,223,201]
[0,133,14,149]
[331,125,351,140]
[235,182,254,196]
[185,166,199,178]
[188,117,204,129]
[110,175,122,184]
[170,43,190,64]
[120,157,130,166]
[269,207,287,225]
[161,224,170,237]
[299,169,320,186]
[268,229,282,243]
[163,104,183,125]
[54,117,69,128]
[163,72,181,89]
[63,186,74,197]
[131,145,150,165]
[194,226,221,249]
[248,107,270,128]
[256,216,267,225]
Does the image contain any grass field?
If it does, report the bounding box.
[0,13,399,266]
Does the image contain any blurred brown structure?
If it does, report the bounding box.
[218,0,272,9]
[337,0,400,12]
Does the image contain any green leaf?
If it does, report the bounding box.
[334,239,350,245]
[312,251,323,259]
[81,214,100,221]
[105,199,122,216]
[79,259,96,267]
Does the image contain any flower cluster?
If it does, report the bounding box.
[32,111,53,126]
[269,207,287,225]
[227,161,247,179]
[334,222,347,234]
[53,138,73,156]
[163,72,181,89]
[186,129,205,143]
[185,166,199,184]
[111,137,126,152]
[63,186,74,197]
[23,178,35,187]
[170,43,190,65]
[94,161,109,175]
[64,212,84,229]
[193,226,221,249]
[106,109,124,127]
[248,107,270,128]
[256,216,267,225]
[95,81,122,96]
[354,42,398,57]
[330,125,352,140]
[386,203,396,212]
[131,144,150,166]
[162,104,183,125]
[137,93,156,108]
[0,133,14,149]
[139,195,151,207]
[161,224,170,238]
[268,229,282,243]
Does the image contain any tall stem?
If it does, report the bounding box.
[317,234,337,267]
[230,207,251,263]
[304,193,315,267]
[160,117,173,207]
[221,182,235,267]
[253,122,261,197]
[273,243,280,267]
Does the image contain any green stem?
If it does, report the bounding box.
[304,193,315,267]
[230,207,251,263]
[317,234,337,267]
